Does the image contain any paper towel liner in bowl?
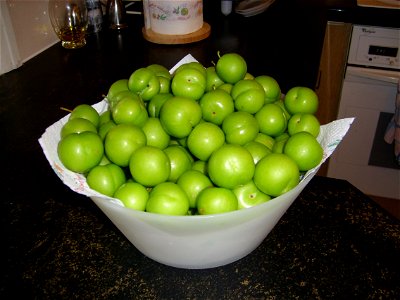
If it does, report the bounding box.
[38,54,354,269]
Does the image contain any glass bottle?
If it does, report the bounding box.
[221,0,233,16]
[85,0,103,34]
[106,0,128,30]
[48,0,88,49]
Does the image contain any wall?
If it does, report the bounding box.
[1,0,58,75]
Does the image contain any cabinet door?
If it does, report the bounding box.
[315,21,352,176]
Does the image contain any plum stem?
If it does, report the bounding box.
[60,107,73,113]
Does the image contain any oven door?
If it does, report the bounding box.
[327,66,400,200]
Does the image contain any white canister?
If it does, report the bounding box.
[144,0,203,35]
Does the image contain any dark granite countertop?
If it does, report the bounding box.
[1,0,399,298]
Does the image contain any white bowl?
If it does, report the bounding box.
[89,169,317,269]
[39,103,353,268]
[38,55,354,269]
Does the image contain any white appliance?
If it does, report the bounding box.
[327,25,400,200]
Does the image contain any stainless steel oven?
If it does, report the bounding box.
[327,25,400,200]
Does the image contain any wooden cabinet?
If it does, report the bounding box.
[315,21,352,176]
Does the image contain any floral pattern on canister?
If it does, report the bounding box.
[149,0,202,22]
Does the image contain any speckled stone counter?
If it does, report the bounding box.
[3,176,400,299]
[1,0,399,298]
